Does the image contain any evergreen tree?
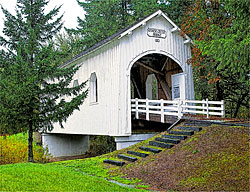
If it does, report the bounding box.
[198,0,250,117]
[0,0,88,162]
[67,0,126,51]
[181,0,249,117]
[53,32,82,63]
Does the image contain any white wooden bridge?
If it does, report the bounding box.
[131,98,225,122]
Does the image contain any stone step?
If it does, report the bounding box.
[177,126,202,132]
[155,137,180,144]
[184,122,211,126]
[169,130,194,136]
[139,146,162,153]
[149,141,174,149]
[117,154,137,162]
[127,150,149,158]
[103,159,125,166]
[162,134,187,140]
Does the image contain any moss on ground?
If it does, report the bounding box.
[179,151,249,190]
[177,125,249,191]
[106,124,249,191]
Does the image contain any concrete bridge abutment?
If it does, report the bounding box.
[42,133,89,157]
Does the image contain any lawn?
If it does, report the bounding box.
[0,133,147,191]
[0,163,144,192]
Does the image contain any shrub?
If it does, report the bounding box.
[88,135,116,156]
[0,133,48,165]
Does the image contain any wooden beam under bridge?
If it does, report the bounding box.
[155,74,172,100]
[136,61,164,76]
[131,74,142,99]
[135,61,172,100]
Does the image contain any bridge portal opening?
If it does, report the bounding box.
[130,53,183,133]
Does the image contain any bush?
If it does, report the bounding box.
[0,133,48,165]
[88,135,116,156]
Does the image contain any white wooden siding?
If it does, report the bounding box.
[52,40,123,136]
[51,13,194,136]
[118,16,194,135]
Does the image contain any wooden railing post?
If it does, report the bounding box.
[160,99,164,123]
[221,100,225,118]
[146,98,149,121]
[202,99,205,113]
[135,98,139,119]
[178,99,182,119]
[131,98,225,121]
[206,98,209,118]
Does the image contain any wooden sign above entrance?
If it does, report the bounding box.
[147,28,167,39]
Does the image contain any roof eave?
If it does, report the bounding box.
[119,9,192,44]
[59,35,120,68]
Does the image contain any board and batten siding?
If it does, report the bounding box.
[50,11,194,136]
[118,16,194,135]
[51,40,124,136]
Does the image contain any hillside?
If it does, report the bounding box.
[102,121,249,191]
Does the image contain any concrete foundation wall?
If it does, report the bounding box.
[42,133,89,157]
[115,133,156,150]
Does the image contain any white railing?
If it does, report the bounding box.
[131,98,225,122]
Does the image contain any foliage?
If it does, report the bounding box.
[53,32,83,64]
[0,133,48,165]
[181,0,249,118]
[88,135,116,156]
[0,163,144,192]
[0,0,88,162]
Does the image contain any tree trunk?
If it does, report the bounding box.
[215,81,223,101]
[233,92,248,118]
[28,121,34,162]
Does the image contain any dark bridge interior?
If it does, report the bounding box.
[130,53,182,100]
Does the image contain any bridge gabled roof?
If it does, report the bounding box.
[61,9,191,68]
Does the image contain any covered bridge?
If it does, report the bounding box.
[43,10,195,157]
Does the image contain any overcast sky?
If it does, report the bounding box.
[0,0,85,37]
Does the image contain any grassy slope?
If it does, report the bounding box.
[112,124,250,191]
[52,123,249,191]
[0,123,249,191]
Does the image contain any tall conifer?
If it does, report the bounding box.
[0,0,88,162]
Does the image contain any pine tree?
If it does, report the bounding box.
[0,0,88,162]
[67,0,125,51]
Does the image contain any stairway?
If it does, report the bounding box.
[103,120,209,166]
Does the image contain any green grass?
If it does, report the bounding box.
[0,163,145,192]
[53,157,146,186]
[0,133,148,191]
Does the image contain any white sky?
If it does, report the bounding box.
[0,0,85,37]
